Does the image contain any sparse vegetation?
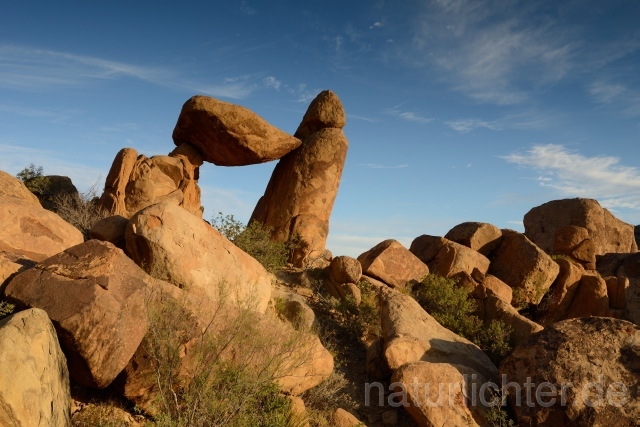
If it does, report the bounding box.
[0,301,15,321]
[16,163,51,195]
[411,274,512,364]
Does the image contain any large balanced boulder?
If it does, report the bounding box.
[4,240,150,389]
[500,317,640,426]
[98,144,203,218]
[0,195,84,261]
[250,91,348,267]
[524,198,638,255]
[445,222,503,257]
[0,170,40,206]
[429,239,490,279]
[380,287,498,380]
[358,239,429,288]
[172,95,301,166]
[0,309,70,427]
[489,229,560,306]
[126,201,272,313]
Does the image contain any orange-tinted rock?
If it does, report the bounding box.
[430,239,491,279]
[0,170,40,206]
[4,240,150,389]
[565,273,610,319]
[605,276,629,310]
[524,198,637,255]
[627,277,640,325]
[357,239,429,288]
[445,222,503,257]
[329,255,362,284]
[540,258,584,323]
[294,90,346,140]
[553,225,596,267]
[484,296,543,347]
[489,229,560,306]
[99,145,202,219]
[172,95,301,166]
[89,215,128,250]
[473,274,513,303]
[331,408,363,427]
[409,235,448,265]
[0,195,84,262]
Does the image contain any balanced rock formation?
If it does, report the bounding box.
[358,239,429,288]
[172,95,301,166]
[0,194,84,262]
[500,317,640,426]
[0,309,71,427]
[5,240,150,389]
[0,170,41,206]
[445,222,503,257]
[126,201,272,313]
[98,144,202,218]
[489,229,560,306]
[524,198,637,255]
[250,90,348,267]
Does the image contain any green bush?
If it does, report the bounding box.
[211,213,289,273]
[0,301,15,320]
[411,274,512,364]
[16,163,51,195]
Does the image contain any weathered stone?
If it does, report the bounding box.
[329,255,362,284]
[430,239,490,279]
[409,235,448,266]
[89,215,128,249]
[539,258,585,324]
[0,252,35,291]
[489,229,560,306]
[391,362,489,427]
[172,95,301,166]
[37,175,79,210]
[126,201,272,313]
[445,222,503,257]
[366,338,391,381]
[565,273,610,319]
[272,288,317,331]
[4,240,150,388]
[622,252,640,278]
[0,170,40,206]
[357,240,429,288]
[380,287,498,380]
[605,276,629,310]
[499,317,640,426]
[99,145,202,219]
[0,309,71,427]
[472,274,513,304]
[524,198,638,255]
[331,408,363,427]
[0,195,84,261]
[484,296,543,347]
[627,277,640,325]
[294,90,346,140]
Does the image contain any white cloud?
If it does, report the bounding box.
[240,1,256,15]
[369,22,383,30]
[263,76,282,90]
[445,118,503,133]
[360,163,409,169]
[347,114,378,123]
[502,144,640,210]
[385,105,433,124]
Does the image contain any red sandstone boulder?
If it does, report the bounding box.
[445,222,503,257]
[358,240,429,288]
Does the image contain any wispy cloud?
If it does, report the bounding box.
[263,76,281,90]
[589,80,640,117]
[502,143,640,210]
[369,22,383,30]
[347,114,378,123]
[0,104,79,122]
[360,163,409,169]
[240,1,256,15]
[445,118,503,133]
[385,105,433,124]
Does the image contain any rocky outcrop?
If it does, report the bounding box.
[429,239,491,279]
[489,229,560,306]
[0,170,40,206]
[272,287,317,331]
[380,287,498,380]
[524,198,638,255]
[553,225,596,269]
[37,175,79,210]
[323,255,363,303]
[409,234,449,266]
[500,317,640,426]
[250,91,348,267]
[98,144,203,219]
[0,195,84,261]
[4,240,150,389]
[89,215,128,250]
[172,95,301,166]
[539,258,584,324]
[471,274,513,304]
[392,361,489,427]
[358,240,429,289]
[126,201,272,313]
[0,309,71,427]
[483,296,543,347]
[445,222,503,257]
[564,273,610,319]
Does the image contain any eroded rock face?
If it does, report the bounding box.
[89,215,128,250]
[4,240,150,389]
[430,239,491,280]
[524,198,638,255]
[540,258,585,324]
[98,144,203,219]
[499,317,640,426]
[331,408,363,427]
[126,201,272,313]
[358,240,429,288]
[409,235,449,266]
[445,222,503,257]
[172,95,301,166]
[0,195,84,261]
[380,287,498,381]
[250,91,348,267]
[0,309,71,427]
[489,230,560,306]
[483,296,543,347]
[0,170,40,206]
[553,225,596,268]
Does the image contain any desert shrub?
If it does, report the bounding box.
[53,182,109,239]
[211,213,288,273]
[142,285,316,427]
[329,279,381,341]
[411,274,512,364]
[0,301,15,320]
[16,163,51,195]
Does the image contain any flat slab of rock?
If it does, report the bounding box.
[500,317,640,426]
[5,240,150,389]
[445,222,503,257]
[172,95,301,166]
[358,239,429,288]
[489,229,560,306]
[524,198,638,255]
[0,309,70,427]
[126,201,272,313]
[0,195,84,261]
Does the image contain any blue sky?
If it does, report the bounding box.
[1,0,639,257]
